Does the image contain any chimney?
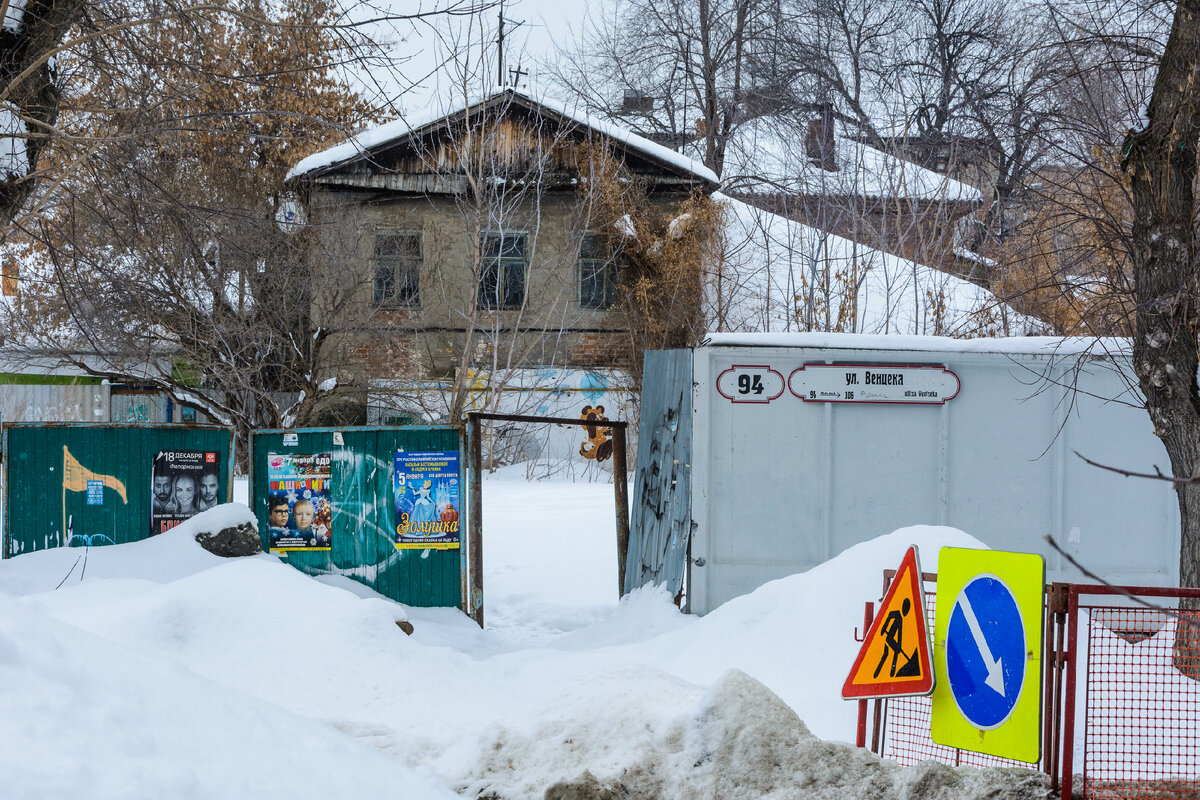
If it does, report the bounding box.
[805,103,837,171]
[622,89,655,114]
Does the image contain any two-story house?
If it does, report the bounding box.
[285,87,718,413]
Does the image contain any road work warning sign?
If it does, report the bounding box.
[842,546,935,699]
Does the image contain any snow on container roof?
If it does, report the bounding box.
[703,331,1132,357]
[286,86,720,187]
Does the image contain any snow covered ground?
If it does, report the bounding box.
[0,474,1063,799]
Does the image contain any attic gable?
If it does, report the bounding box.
[287,88,719,196]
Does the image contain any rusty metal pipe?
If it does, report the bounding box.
[613,424,630,596]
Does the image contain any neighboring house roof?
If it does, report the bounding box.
[2,0,26,32]
[718,116,981,204]
[710,194,1041,337]
[1,103,27,180]
[287,86,720,188]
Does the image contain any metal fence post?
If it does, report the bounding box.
[856,600,875,749]
[467,413,484,628]
[1060,586,1079,800]
[1045,583,1069,791]
[613,423,630,596]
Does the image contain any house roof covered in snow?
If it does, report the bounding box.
[718,116,981,205]
[286,86,720,190]
[708,194,1041,338]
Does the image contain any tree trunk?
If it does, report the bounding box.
[1,0,86,225]
[1122,0,1200,677]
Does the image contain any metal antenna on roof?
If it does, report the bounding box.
[496,0,525,86]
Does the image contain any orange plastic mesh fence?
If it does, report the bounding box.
[879,587,1035,770]
[1080,604,1200,800]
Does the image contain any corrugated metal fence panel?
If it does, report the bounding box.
[250,426,463,609]
[110,392,171,423]
[0,383,109,424]
[3,424,234,557]
[625,350,693,596]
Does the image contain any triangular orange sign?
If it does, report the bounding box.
[842,546,934,699]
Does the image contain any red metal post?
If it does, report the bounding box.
[1043,583,1068,787]
[855,702,868,749]
[1050,585,1068,792]
[856,601,874,748]
[1060,586,1079,800]
[1042,591,1055,780]
[870,698,883,754]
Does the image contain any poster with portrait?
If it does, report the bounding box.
[393,450,460,550]
[266,453,333,553]
[151,450,221,535]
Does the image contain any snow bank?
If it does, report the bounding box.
[0,476,1058,799]
[0,503,259,594]
[644,526,985,741]
[463,669,1048,800]
[0,592,455,800]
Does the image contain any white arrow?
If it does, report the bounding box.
[959,593,1006,697]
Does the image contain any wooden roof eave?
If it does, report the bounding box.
[294,92,719,194]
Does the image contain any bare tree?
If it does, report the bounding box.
[553,0,782,175]
[1,0,494,455]
[0,0,491,233]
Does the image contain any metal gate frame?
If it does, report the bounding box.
[465,411,630,628]
[1060,583,1200,800]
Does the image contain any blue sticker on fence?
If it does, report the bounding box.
[86,480,104,505]
[945,574,1027,730]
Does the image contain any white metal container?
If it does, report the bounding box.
[688,333,1179,614]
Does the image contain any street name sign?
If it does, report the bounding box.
[788,363,960,404]
[931,547,1045,763]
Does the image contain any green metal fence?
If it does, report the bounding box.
[249,426,466,610]
[2,423,235,556]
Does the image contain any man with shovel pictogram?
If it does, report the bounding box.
[874,597,922,678]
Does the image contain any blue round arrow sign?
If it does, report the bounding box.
[945,574,1026,729]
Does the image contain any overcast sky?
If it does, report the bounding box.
[371,0,599,117]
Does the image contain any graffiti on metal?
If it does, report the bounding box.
[579,405,614,462]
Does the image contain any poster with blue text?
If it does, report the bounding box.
[393,451,460,550]
[266,452,333,553]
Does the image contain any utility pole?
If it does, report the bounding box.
[497,0,505,84]
[495,0,524,86]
